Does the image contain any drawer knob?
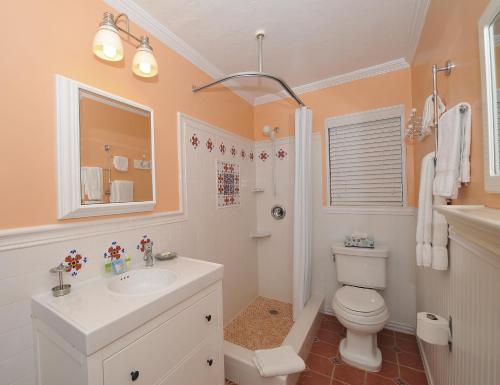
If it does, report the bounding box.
[207,358,214,366]
[205,314,212,322]
[130,370,140,381]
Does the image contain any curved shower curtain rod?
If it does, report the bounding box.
[191,33,307,107]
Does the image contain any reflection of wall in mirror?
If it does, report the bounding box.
[79,95,153,203]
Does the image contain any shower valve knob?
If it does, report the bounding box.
[205,314,212,322]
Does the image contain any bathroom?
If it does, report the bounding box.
[1,0,500,384]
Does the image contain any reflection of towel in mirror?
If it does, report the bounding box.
[433,103,471,199]
[422,94,446,136]
[81,167,103,201]
[113,156,129,171]
[110,180,134,203]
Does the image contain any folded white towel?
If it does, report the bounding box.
[110,180,134,203]
[113,156,129,172]
[80,167,103,201]
[416,153,435,267]
[431,195,449,270]
[253,346,305,378]
[433,103,471,199]
[422,95,446,137]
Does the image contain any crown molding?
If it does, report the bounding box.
[406,0,431,62]
[103,0,255,105]
[254,58,409,106]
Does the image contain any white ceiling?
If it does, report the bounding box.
[125,0,430,103]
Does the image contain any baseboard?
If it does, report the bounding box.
[322,307,416,335]
[417,337,434,385]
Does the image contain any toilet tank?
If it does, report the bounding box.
[332,244,389,289]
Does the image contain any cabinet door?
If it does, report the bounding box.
[103,288,221,385]
[158,334,223,385]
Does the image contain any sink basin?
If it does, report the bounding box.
[107,269,177,295]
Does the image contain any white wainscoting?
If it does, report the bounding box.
[417,230,500,385]
[0,113,258,385]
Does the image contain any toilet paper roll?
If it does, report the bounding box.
[417,312,450,346]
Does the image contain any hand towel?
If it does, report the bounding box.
[110,180,134,203]
[431,195,449,270]
[422,95,446,136]
[416,153,435,267]
[433,103,472,199]
[80,167,103,201]
[113,156,129,172]
[253,346,305,377]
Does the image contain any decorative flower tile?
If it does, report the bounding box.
[190,133,199,149]
[219,142,226,155]
[240,149,246,159]
[249,152,254,161]
[259,150,269,161]
[230,146,236,157]
[63,249,87,277]
[137,235,153,252]
[206,138,213,152]
[104,241,125,261]
[217,160,240,208]
[276,148,287,160]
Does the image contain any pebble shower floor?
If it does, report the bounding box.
[226,314,428,385]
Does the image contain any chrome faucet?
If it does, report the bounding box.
[143,242,154,267]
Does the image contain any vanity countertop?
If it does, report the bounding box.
[31,257,223,356]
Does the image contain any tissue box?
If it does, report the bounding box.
[344,236,375,248]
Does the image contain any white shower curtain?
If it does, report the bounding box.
[293,107,313,320]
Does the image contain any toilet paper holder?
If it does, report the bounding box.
[417,312,453,352]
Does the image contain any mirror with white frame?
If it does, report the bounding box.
[480,1,500,192]
[56,75,156,219]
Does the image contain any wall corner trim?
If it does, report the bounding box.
[254,58,410,106]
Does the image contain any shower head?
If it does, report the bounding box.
[262,125,279,139]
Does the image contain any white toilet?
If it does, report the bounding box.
[331,244,390,372]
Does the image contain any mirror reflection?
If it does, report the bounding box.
[490,14,500,174]
[79,89,153,205]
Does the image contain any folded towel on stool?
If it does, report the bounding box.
[253,345,305,377]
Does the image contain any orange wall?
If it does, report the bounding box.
[80,96,153,202]
[0,0,253,229]
[253,69,416,206]
[411,0,500,208]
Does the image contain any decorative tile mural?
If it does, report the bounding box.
[219,142,226,155]
[249,151,254,161]
[276,147,287,160]
[63,249,87,276]
[240,149,246,159]
[259,150,269,161]
[206,138,213,152]
[230,146,236,157]
[190,133,200,149]
[217,160,240,208]
[137,235,153,252]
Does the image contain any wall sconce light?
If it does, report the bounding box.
[93,12,158,78]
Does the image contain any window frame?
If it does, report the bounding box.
[324,105,407,210]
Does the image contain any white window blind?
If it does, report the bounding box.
[327,108,405,207]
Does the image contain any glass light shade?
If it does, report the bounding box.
[93,25,124,62]
[132,46,158,77]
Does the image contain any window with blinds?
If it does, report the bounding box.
[326,107,406,207]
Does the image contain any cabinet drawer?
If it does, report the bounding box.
[103,288,221,385]
[158,334,223,385]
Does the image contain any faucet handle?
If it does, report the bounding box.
[49,263,71,297]
[49,263,66,274]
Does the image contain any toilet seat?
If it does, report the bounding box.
[335,286,386,316]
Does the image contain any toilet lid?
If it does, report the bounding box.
[335,286,385,314]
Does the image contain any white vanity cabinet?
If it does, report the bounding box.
[31,258,224,385]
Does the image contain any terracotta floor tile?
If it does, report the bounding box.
[321,318,346,333]
[298,370,331,385]
[380,346,397,363]
[366,373,397,385]
[398,352,424,371]
[333,363,366,385]
[396,338,419,354]
[317,328,342,346]
[311,340,338,358]
[400,366,428,385]
[378,328,395,337]
[306,353,334,377]
[378,361,399,379]
[378,333,396,347]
